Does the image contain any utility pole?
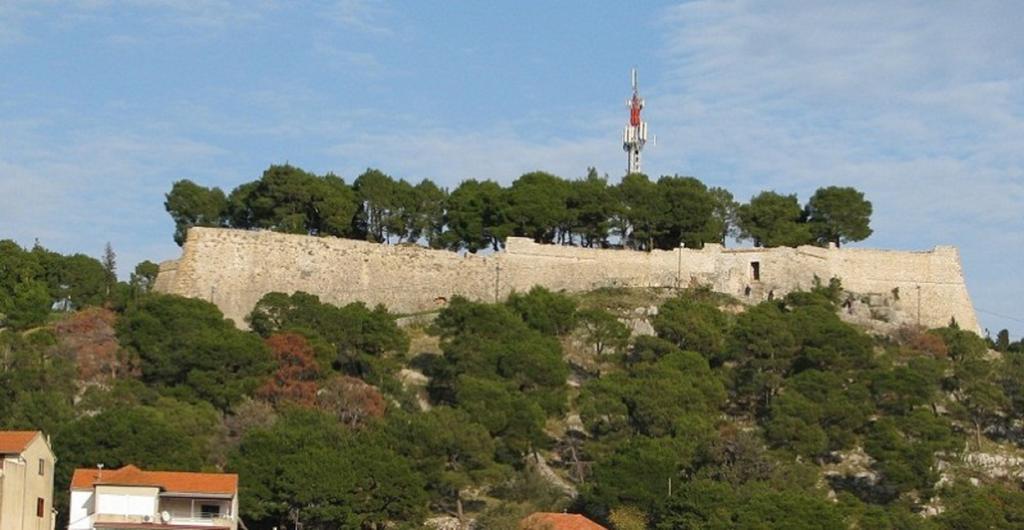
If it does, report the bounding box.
[916,285,922,326]
[494,263,501,303]
[677,243,684,289]
[622,68,648,174]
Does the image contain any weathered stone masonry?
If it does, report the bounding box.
[155,227,980,332]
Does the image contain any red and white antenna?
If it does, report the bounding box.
[622,68,648,174]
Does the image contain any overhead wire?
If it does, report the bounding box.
[975,307,1024,324]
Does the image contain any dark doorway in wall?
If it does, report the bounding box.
[751,261,761,281]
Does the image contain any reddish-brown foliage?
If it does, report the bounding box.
[895,325,949,358]
[257,333,321,407]
[316,375,386,428]
[52,307,136,381]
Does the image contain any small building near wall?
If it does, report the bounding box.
[0,431,57,530]
[68,466,238,530]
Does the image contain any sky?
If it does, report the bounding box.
[1,1,1022,337]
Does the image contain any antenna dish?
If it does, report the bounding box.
[161,511,171,523]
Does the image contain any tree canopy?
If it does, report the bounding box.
[117,294,273,409]
[229,409,427,529]
[0,239,135,329]
[165,164,874,252]
[736,191,813,247]
[805,186,873,247]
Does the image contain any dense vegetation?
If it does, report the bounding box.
[166,165,874,250]
[3,239,1024,529]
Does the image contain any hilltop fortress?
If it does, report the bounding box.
[154,227,980,333]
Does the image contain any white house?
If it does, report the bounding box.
[68,466,238,530]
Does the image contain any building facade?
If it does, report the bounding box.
[0,431,56,530]
[68,466,238,530]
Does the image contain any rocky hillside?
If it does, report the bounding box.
[3,274,1024,529]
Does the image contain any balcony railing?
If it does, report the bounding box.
[92,513,234,528]
[159,516,234,527]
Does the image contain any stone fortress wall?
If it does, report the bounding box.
[154,227,981,333]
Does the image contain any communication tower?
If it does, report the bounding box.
[622,68,648,174]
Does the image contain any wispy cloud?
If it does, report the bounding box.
[2,0,1020,334]
[0,0,279,44]
[0,121,228,272]
[646,0,1024,331]
[327,128,618,185]
[321,0,394,36]
[312,39,387,74]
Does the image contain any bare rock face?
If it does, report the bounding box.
[961,452,1024,480]
[526,453,578,499]
[821,447,884,503]
[835,288,920,335]
[156,228,981,333]
[624,306,657,336]
[424,516,469,530]
[564,413,586,435]
[397,368,432,411]
[398,367,429,387]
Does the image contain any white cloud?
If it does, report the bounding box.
[326,127,621,186]
[311,39,386,74]
[0,0,279,44]
[321,0,394,36]
[645,0,1024,333]
[0,123,227,274]
[2,0,1020,333]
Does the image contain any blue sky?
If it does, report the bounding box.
[1,1,1022,337]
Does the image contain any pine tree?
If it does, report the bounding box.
[102,242,117,297]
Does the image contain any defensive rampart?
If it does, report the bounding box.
[154,227,980,332]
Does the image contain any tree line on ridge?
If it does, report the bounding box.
[165,164,874,251]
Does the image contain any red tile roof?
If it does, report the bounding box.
[520,513,607,530]
[0,431,39,454]
[71,465,237,495]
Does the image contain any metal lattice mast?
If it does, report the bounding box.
[622,68,648,174]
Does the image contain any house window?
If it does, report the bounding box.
[750,261,761,281]
[200,505,221,519]
[36,498,44,518]
[38,458,45,476]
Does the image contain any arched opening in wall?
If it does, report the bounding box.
[750,261,761,281]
